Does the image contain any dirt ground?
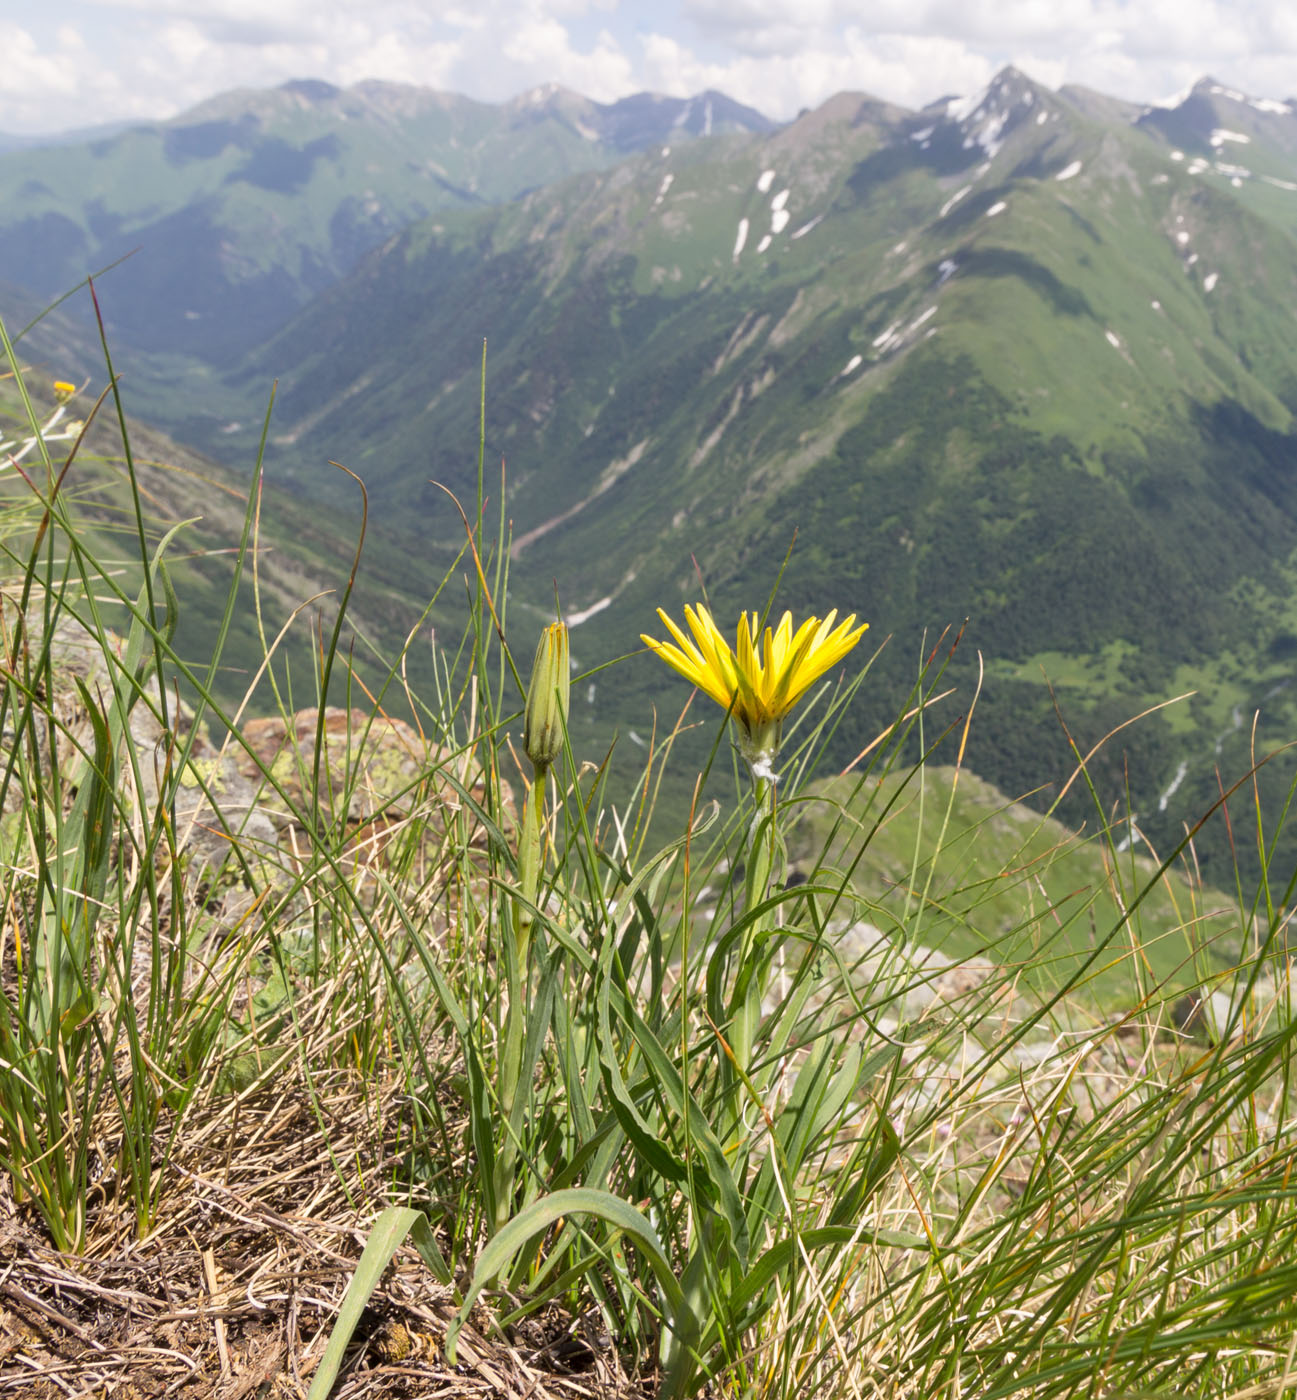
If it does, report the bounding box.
[0,1069,644,1400]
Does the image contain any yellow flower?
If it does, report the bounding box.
[53,380,76,402]
[642,604,868,777]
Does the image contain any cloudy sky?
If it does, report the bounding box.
[2,0,1295,136]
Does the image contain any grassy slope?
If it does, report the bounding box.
[0,369,450,718]
[787,764,1239,1009]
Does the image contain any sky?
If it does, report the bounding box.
[2,0,1296,136]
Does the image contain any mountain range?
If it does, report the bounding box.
[6,69,1297,884]
[0,79,770,363]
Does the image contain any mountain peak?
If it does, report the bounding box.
[935,66,1060,163]
[993,64,1034,87]
[508,82,588,111]
[1156,76,1294,117]
[278,79,342,104]
[943,66,1052,126]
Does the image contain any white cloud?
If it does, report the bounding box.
[2,0,1297,134]
[498,16,634,98]
[643,28,993,113]
[675,0,1297,107]
[0,20,154,131]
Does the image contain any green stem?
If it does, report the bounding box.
[515,762,546,973]
[493,759,547,1235]
[732,777,778,1078]
[743,776,775,921]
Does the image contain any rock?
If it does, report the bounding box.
[833,920,1004,1021]
[1,597,505,898]
[232,705,506,879]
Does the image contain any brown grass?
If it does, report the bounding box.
[0,1060,640,1399]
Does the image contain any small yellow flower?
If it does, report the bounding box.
[53,380,76,402]
[642,604,868,777]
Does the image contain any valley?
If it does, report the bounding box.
[6,68,1297,888]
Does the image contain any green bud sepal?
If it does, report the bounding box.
[523,621,570,772]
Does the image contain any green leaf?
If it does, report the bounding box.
[447,1188,691,1365]
[621,989,750,1265]
[596,960,689,1185]
[306,1205,450,1400]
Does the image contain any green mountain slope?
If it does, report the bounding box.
[0,359,443,717]
[0,79,771,364]
[788,765,1241,1008]
[187,66,1297,886]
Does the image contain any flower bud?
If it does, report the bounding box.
[523,622,570,771]
[53,380,76,403]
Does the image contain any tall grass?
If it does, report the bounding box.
[2,317,1296,1399]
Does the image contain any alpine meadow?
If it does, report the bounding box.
[2,62,1297,1400]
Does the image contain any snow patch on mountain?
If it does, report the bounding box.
[964,108,1008,158]
[732,218,749,259]
[567,596,612,627]
[1157,760,1189,811]
[1207,83,1292,115]
[946,87,987,123]
[791,214,823,239]
[1055,160,1082,181]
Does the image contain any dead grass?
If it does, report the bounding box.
[0,1059,642,1399]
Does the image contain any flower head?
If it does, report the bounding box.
[642,604,868,777]
[523,621,570,771]
[52,380,76,403]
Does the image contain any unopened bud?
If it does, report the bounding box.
[53,380,76,403]
[523,622,569,770]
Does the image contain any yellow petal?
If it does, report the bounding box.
[645,604,869,746]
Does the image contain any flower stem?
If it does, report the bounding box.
[493,757,547,1236]
[732,776,779,1076]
